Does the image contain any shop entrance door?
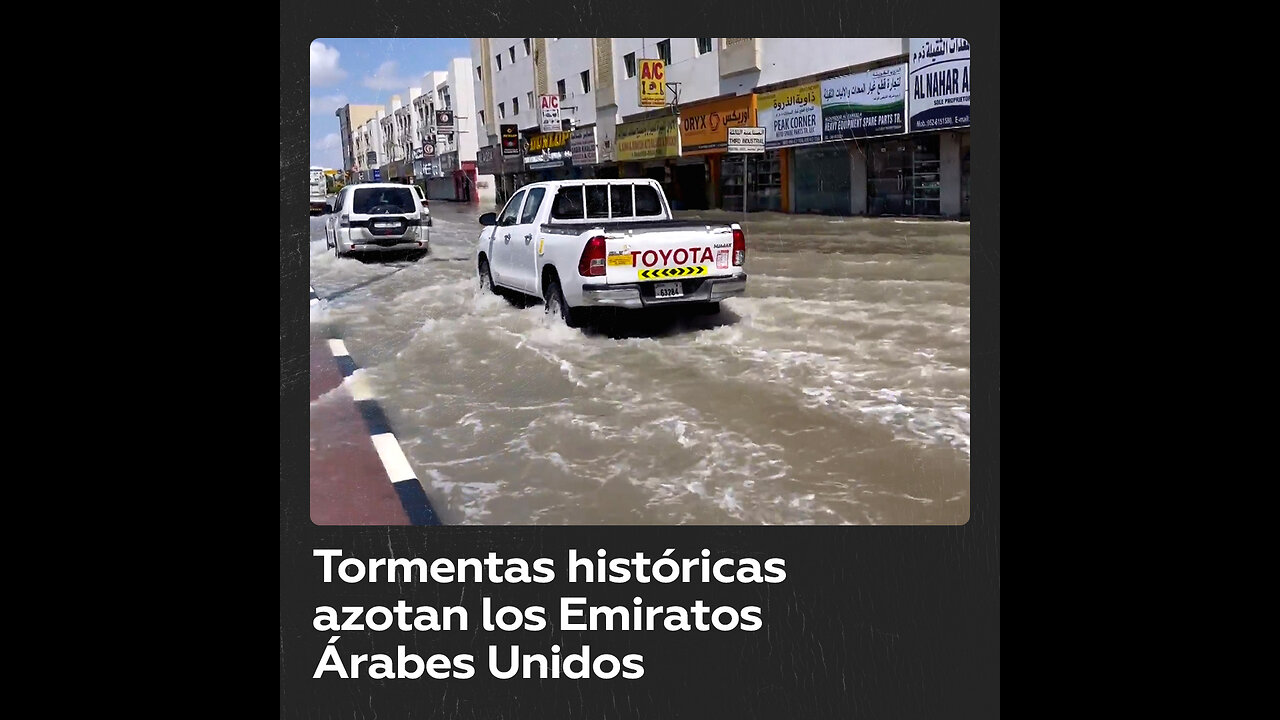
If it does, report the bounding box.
[867,140,912,216]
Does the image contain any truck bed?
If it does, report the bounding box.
[540,219,733,234]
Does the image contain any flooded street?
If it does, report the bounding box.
[309,203,970,525]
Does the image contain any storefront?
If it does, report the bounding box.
[615,115,681,196]
[792,144,853,215]
[522,129,573,183]
[865,134,940,216]
[720,151,783,212]
[679,94,757,211]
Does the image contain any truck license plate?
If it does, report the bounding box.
[655,282,683,299]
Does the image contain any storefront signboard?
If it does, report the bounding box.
[820,64,907,140]
[908,38,970,131]
[615,115,680,161]
[680,94,757,155]
[570,126,599,166]
[756,83,823,149]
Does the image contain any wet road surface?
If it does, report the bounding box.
[309,202,970,525]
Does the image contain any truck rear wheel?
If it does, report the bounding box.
[544,277,581,328]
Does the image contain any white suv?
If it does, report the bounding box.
[324,183,430,258]
[410,184,432,226]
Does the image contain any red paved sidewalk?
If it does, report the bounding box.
[309,332,411,525]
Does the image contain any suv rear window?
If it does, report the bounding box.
[353,187,416,214]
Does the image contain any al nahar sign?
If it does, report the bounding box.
[908,38,970,131]
[638,59,666,108]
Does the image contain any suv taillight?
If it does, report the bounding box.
[339,214,350,228]
[578,236,607,277]
[732,228,746,266]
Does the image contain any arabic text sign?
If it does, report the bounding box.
[539,94,561,133]
[820,64,906,140]
[638,59,666,108]
[615,115,680,161]
[570,126,599,166]
[908,38,970,131]
[680,94,757,155]
[756,83,823,149]
[727,127,765,153]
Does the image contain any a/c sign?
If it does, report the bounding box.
[639,58,665,108]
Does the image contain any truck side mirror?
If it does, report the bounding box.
[479,212,497,226]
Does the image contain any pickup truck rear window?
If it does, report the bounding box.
[586,186,609,219]
[551,186,584,220]
[610,185,633,217]
[635,185,663,216]
[353,187,416,214]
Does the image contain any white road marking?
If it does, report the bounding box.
[370,433,418,484]
[328,339,349,357]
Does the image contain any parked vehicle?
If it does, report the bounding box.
[324,183,430,258]
[309,167,328,215]
[475,179,746,326]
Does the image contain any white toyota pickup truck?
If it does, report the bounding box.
[475,179,746,326]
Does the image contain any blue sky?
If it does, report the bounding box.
[309,38,473,169]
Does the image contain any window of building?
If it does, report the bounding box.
[557,79,567,99]
[509,46,515,62]
[512,97,519,115]
[624,52,636,78]
[478,110,485,125]
[657,39,671,64]
[580,70,591,93]
[498,102,505,118]
[496,54,503,71]
[523,38,531,56]
[697,38,713,55]
[526,91,534,109]
[476,65,482,81]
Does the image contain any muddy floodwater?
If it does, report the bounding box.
[309,203,970,525]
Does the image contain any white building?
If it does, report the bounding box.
[470,37,970,217]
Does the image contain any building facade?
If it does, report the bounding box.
[467,37,971,218]
[335,103,383,180]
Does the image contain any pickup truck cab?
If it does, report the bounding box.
[324,183,430,258]
[476,179,746,326]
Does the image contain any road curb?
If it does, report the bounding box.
[316,285,441,526]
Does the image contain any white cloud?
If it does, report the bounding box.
[363,61,414,91]
[315,133,341,151]
[310,41,347,87]
[310,133,343,169]
[310,94,348,114]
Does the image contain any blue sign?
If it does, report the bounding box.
[372,168,382,181]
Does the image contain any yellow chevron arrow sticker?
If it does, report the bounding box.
[638,265,708,281]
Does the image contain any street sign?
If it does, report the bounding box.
[727,126,766,153]
[539,94,561,133]
[372,168,382,181]
[435,110,454,132]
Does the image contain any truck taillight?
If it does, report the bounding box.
[338,214,350,228]
[578,236,607,277]
[732,228,746,266]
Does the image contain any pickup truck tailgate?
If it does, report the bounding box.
[603,227,738,285]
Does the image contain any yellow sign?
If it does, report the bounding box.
[756,83,821,113]
[528,131,572,152]
[607,255,631,266]
[680,94,758,155]
[616,116,681,161]
[638,266,708,280]
[639,59,666,108]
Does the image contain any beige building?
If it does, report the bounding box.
[335,104,383,176]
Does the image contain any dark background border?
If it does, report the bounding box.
[282,4,998,717]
